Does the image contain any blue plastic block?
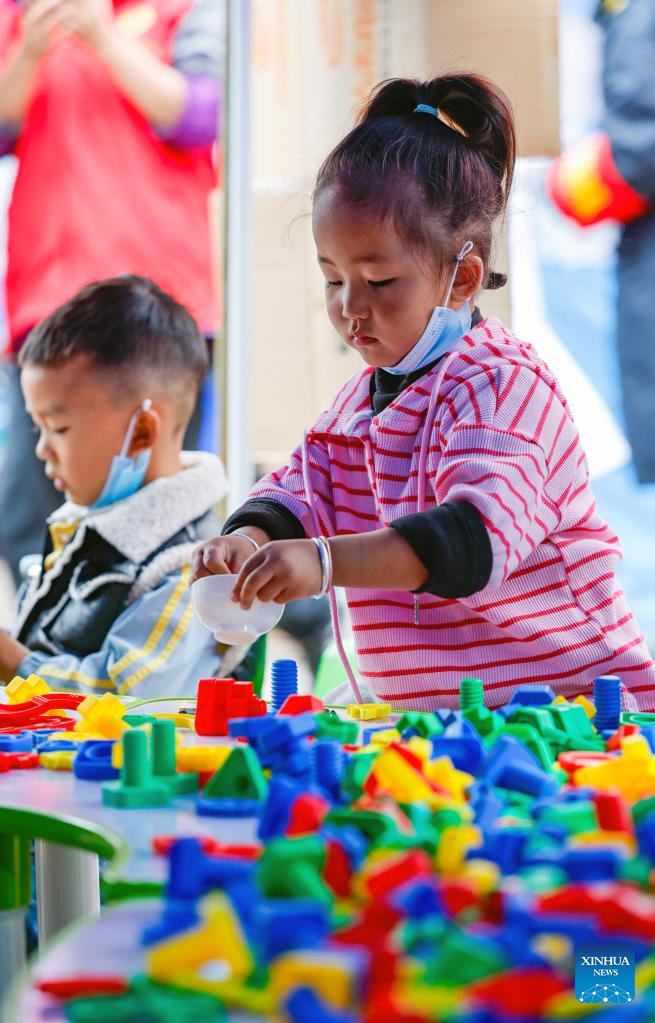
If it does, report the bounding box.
[391,879,442,920]
[636,818,655,860]
[255,899,330,960]
[468,783,507,832]
[560,847,623,882]
[362,726,390,745]
[0,731,34,753]
[430,735,484,773]
[322,825,368,872]
[475,827,530,874]
[640,725,655,754]
[484,735,559,796]
[311,740,344,797]
[257,775,304,840]
[507,685,557,707]
[441,716,478,738]
[73,740,119,781]
[141,898,199,946]
[35,738,77,753]
[594,674,621,732]
[271,658,299,714]
[166,838,207,901]
[285,987,356,1023]
[196,796,263,818]
[228,716,274,739]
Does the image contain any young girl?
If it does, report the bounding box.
[192,74,655,712]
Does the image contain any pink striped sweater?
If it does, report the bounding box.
[252,318,655,711]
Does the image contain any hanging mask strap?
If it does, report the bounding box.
[443,239,474,308]
[119,398,153,458]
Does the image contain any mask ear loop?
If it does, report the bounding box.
[443,239,474,308]
[119,398,153,458]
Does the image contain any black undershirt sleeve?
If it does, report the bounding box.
[389,501,493,598]
[222,498,306,542]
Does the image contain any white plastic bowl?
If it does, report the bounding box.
[190,574,283,645]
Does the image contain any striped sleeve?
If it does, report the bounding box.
[249,437,335,539]
[433,365,567,588]
[17,568,218,698]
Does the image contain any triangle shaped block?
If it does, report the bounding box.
[204,746,268,801]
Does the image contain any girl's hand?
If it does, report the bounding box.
[21,0,66,60]
[190,535,260,583]
[233,539,322,609]
[56,0,113,50]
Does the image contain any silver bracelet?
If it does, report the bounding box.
[311,536,333,598]
[229,531,260,553]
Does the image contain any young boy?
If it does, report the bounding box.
[0,275,240,696]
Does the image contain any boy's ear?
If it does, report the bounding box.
[128,407,160,455]
[450,254,484,308]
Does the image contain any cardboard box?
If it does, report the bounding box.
[250,0,558,467]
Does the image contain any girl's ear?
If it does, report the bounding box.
[450,254,484,308]
[128,407,160,455]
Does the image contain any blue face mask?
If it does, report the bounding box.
[90,399,153,510]
[381,240,474,375]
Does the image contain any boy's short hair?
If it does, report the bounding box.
[19,276,209,429]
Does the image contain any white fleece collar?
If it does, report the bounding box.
[48,451,227,565]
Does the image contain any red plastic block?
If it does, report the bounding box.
[277,694,325,716]
[38,976,129,999]
[557,750,614,777]
[323,838,353,898]
[152,834,262,859]
[439,879,479,918]
[333,902,402,949]
[469,966,568,1016]
[363,850,432,900]
[286,793,330,836]
[364,990,428,1023]
[595,789,634,832]
[606,724,641,751]
[0,751,39,770]
[194,677,266,736]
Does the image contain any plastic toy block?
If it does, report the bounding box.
[572,694,596,718]
[0,751,39,771]
[287,792,331,835]
[347,703,391,721]
[102,729,171,808]
[73,740,119,781]
[202,745,268,801]
[194,677,265,736]
[269,949,359,1011]
[65,974,226,1023]
[37,976,129,999]
[536,800,598,835]
[151,719,197,795]
[258,835,330,904]
[311,739,344,798]
[285,987,356,1023]
[546,703,598,741]
[369,728,401,748]
[271,658,298,713]
[483,735,559,797]
[360,849,432,899]
[314,711,358,745]
[5,673,50,703]
[147,892,253,983]
[606,723,641,751]
[39,749,75,770]
[278,694,325,715]
[74,693,128,739]
[197,796,263,817]
[595,789,634,833]
[507,684,557,707]
[396,712,443,739]
[429,734,485,774]
[459,676,484,711]
[0,731,33,753]
[435,823,482,877]
[176,744,231,776]
[258,775,305,840]
[594,673,622,732]
[255,900,330,961]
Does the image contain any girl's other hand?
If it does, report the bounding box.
[232,539,322,609]
[190,535,259,584]
[22,0,65,59]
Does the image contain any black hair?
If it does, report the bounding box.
[19,276,208,425]
[314,73,516,287]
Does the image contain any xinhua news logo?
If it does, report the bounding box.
[575,942,635,1005]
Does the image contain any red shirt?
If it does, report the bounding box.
[0,0,216,349]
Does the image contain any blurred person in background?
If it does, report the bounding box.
[549,0,655,484]
[0,0,220,585]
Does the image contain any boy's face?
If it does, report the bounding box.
[21,353,140,507]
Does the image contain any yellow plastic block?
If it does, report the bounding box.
[405,736,433,763]
[573,694,596,719]
[552,696,568,705]
[395,982,463,1018]
[269,950,356,1010]
[462,857,501,895]
[6,673,50,703]
[372,747,438,805]
[346,703,391,720]
[435,824,481,877]
[571,831,635,854]
[369,728,401,748]
[176,745,232,774]
[39,750,75,771]
[168,973,273,1013]
[148,893,253,983]
[424,756,474,802]
[151,712,194,729]
[74,693,128,739]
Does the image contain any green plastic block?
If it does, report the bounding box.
[257,835,331,904]
[203,745,268,801]
[341,752,378,798]
[621,711,655,727]
[102,729,171,809]
[459,676,484,711]
[65,974,225,1022]
[396,712,444,738]
[314,710,359,744]
[327,806,397,845]
[517,864,570,892]
[632,794,655,825]
[619,855,654,888]
[463,705,504,738]
[151,719,198,796]
[507,706,554,736]
[538,800,597,835]
[547,703,597,740]
[422,927,508,986]
[122,713,157,727]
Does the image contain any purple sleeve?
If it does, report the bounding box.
[158,73,219,149]
[0,121,19,157]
